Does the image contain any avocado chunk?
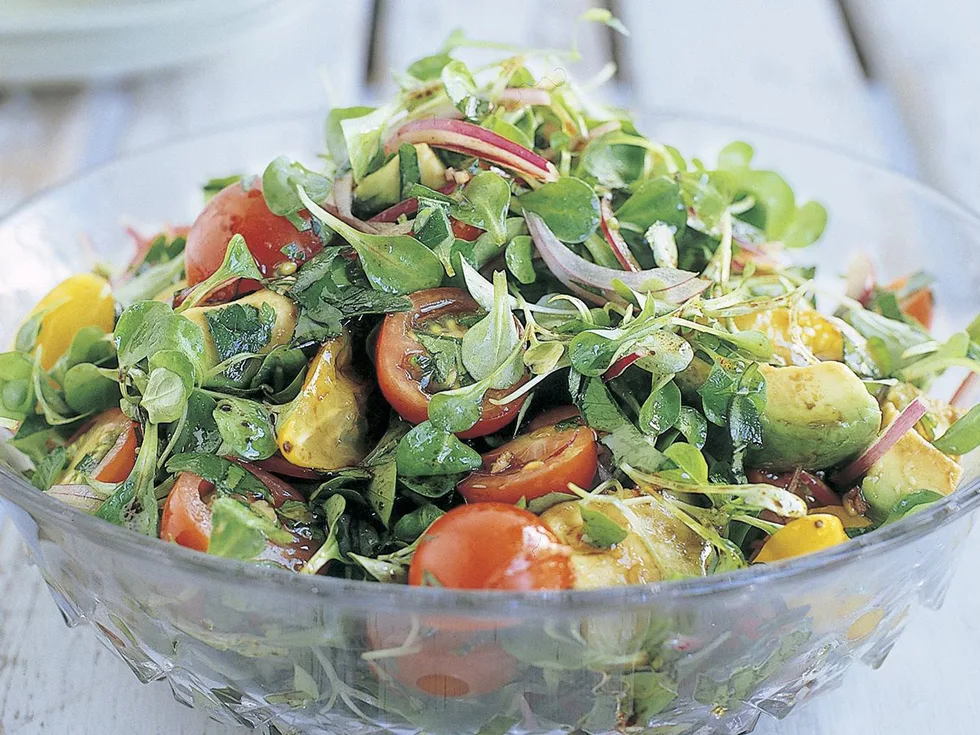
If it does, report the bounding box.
[861,403,962,516]
[354,144,447,213]
[540,490,710,588]
[182,289,297,385]
[747,362,881,471]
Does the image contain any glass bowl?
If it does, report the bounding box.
[1,114,979,735]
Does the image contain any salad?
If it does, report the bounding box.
[3,31,979,595]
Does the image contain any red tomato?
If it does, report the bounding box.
[184,179,323,289]
[366,614,517,697]
[409,503,574,590]
[73,409,139,483]
[375,288,527,439]
[160,472,212,552]
[885,276,934,329]
[458,423,597,504]
[450,218,483,241]
[228,458,306,507]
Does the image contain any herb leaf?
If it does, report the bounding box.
[933,402,980,455]
[262,157,333,226]
[580,505,628,548]
[298,186,444,294]
[452,172,511,246]
[208,497,292,561]
[142,367,188,425]
[518,177,600,243]
[213,397,277,461]
[461,271,521,383]
[205,302,276,382]
[395,421,482,476]
[31,445,68,491]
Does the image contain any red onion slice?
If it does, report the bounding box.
[845,253,876,306]
[951,372,980,408]
[385,119,559,182]
[831,397,927,486]
[496,87,552,108]
[318,202,380,235]
[603,352,642,380]
[600,198,641,272]
[332,172,354,219]
[526,212,707,305]
[255,454,326,480]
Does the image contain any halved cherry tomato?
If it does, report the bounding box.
[91,418,138,483]
[409,503,573,590]
[184,179,322,290]
[366,614,517,697]
[160,462,315,569]
[458,422,597,504]
[375,288,527,439]
[160,472,213,552]
[450,218,483,241]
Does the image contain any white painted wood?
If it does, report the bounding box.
[617,0,882,155]
[369,0,614,96]
[843,0,980,203]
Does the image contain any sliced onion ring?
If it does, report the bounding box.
[600,198,640,272]
[525,212,708,306]
[831,397,927,486]
[385,118,558,182]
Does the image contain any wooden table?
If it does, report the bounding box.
[2,1,978,732]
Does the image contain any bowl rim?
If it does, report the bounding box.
[2,110,980,614]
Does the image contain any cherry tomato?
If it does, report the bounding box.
[24,273,115,370]
[160,472,213,552]
[409,503,574,590]
[450,218,483,241]
[375,288,527,439]
[91,416,138,483]
[366,614,517,698]
[458,422,597,504]
[184,179,322,289]
[228,458,306,507]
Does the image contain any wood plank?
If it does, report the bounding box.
[369,0,614,96]
[616,0,882,154]
[843,0,980,202]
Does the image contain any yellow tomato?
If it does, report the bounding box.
[754,514,849,563]
[22,274,115,369]
[809,505,874,530]
[734,306,843,365]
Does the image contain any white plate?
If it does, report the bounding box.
[0,0,291,85]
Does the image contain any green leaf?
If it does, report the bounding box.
[96,422,160,536]
[14,311,44,353]
[662,442,709,484]
[0,351,36,420]
[395,421,482,476]
[325,106,375,169]
[31,445,68,491]
[416,333,466,386]
[579,133,647,188]
[933,402,980,455]
[366,460,398,527]
[427,382,486,433]
[115,301,208,379]
[628,671,678,721]
[884,490,944,526]
[461,271,521,383]
[393,503,444,543]
[505,235,536,284]
[213,397,277,461]
[517,177,600,243]
[300,494,346,575]
[738,170,796,239]
[614,177,687,232]
[602,424,664,473]
[204,301,276,382]
[208,497,292,561]
[406,52,453,81]
[576,378,628,432]
[166,452,270,500]
[524,341,564,375]
[675,406,708,449]
[698,363,738,426]
[176,234,264,310]
[142,367,187,424]
[398,472,463,499]
[717,141,754,171]
[340,105,394,181]
[781,201,828,248]
[441,59,489,120]
[398,143,420,195]
[413,204,457,274]
[482,115,533,150]
[63,363,119,415]
[452,172,511,246]
[580,504,627,548]
[638,380,681,436]
[298,186,444,294]
[167,390,221,455]
[579,7,629,35]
